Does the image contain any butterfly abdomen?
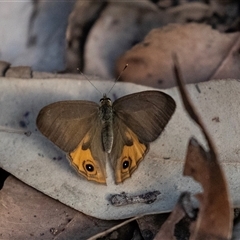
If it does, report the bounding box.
[99,95,114,153]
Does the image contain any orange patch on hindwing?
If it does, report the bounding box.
[68,134,106,184]
[115,129,148,183]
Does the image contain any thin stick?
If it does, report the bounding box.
[87,215,142,240]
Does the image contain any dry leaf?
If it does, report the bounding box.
[83,1,169,78]
[0,77,240,220]
[0,176,121,240]
[166,2,213,23]
[5,66,32,78]
[185,138,232,240]
[116,23,240,88]
[136,213,170,239]
[175,57,233,239]
[153,193,188,240]
[66,0,107,73]
[153,57,233,239]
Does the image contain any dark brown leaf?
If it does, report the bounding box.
[174,56,233,240]
[153,195,186,240]
[185,138,232,240]
[0,176,121,240]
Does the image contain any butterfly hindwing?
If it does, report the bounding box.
[68,127,107,184]
[111,119,149,183]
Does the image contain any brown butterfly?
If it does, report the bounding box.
[36,91,176,184]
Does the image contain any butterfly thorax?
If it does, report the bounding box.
[99,94,114,153]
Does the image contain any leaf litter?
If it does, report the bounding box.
[1,1,240,239]
[88,56,234,240]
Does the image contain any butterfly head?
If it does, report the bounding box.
[100,94,112,107]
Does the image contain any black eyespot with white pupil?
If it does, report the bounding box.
[86,164,94,172]
[122,160,130,169]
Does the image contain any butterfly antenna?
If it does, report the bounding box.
[77,68,102,95]
[107,64,128,95]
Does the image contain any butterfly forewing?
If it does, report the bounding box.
[36,101,99,152]
[113,91,176,142]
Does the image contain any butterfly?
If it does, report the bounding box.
[36,90,176,184]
